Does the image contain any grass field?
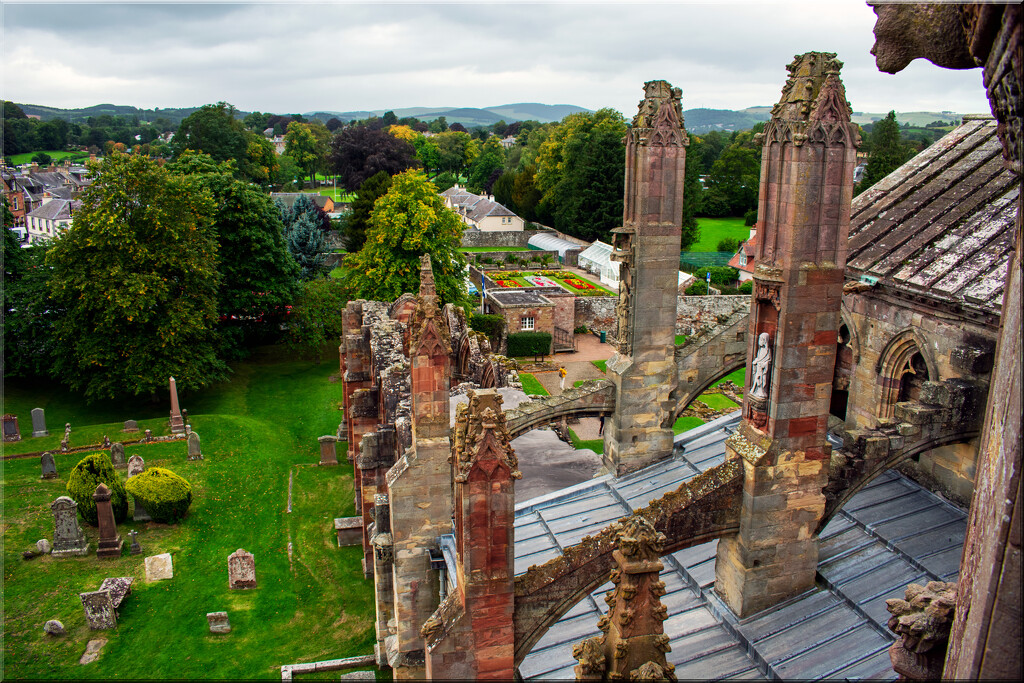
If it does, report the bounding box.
[1,348,379,680]
[673,415,705,434]
[568,429,603,454]
[518,373,549,396]
[697,393,741,411]
[675,335,688,345]
[712,367,746,388]
[8,150,91,166]
[689,217,750,253]
[302,188,355,203]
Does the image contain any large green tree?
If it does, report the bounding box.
[174,102,277,184]
[285,121,322,185]
[344,170,467,305]
[857,111,914,194]
[535,109,627,241]
[47,153,227,401]
[704,145,760,217]
[168,151,299,351]
[344,170,392,252]
[328,126,418,191]
[466,136,506,194]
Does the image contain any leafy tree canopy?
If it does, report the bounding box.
[174,102,277,184]
[47,153,227,401]
[328,126,418,191]
[344,170,467,305]
[345,170,392,252]
[857,111,915,194]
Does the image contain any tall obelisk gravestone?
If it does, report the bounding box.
[603,80,688,477]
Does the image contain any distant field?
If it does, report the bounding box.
[8,150,90,165]
[302,187,355,203]
[689,217,750,252]
[713,367,746,388]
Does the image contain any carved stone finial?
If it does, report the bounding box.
[615,515,665,563]
[451,389,520,480]
[418,253,436,297]
[630,79,688,147]
[886,581,958,654]
[572,636,607,676]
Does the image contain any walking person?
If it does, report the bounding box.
[558,366,567,391]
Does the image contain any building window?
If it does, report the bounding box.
[521,316,534,331]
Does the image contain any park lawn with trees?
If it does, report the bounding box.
[8,150,90,165]
[687,217,749,252]
[0,348,375,680]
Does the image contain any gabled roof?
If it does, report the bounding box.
[27,198,78,221]
[848,116,1017,319]
[441,185,518,221]
[727,234,757,274]
[29,172,68,190]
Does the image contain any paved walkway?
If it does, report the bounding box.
[529,333,615,444]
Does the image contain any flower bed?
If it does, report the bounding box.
[564,278,595,290]
[496,280,520,288]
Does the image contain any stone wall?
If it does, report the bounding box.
[842,290,997,506]
[464,251,560,268]
[574,297,617,334]
[461,230,549,248]
[675,296,750,334]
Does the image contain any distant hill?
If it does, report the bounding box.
[17,103,204,124]
[683,107,771,134]
[305,103,593,126]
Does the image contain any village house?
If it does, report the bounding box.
[440,185,524,231]
[25,197,78,244]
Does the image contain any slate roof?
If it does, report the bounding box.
[488,290,553,307]
[848,116,1017,319]
[27,199,78,221]
[516,412,967,680]
[440,186,518,221]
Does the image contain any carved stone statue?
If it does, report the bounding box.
[749,333,772,399]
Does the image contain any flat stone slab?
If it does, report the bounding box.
[207,611,231,634]
[79,638,107,665]
[144,553,173,581]
[334,517,362,547]
[98,577,134,608]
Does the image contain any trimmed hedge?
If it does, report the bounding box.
[66,453,129,526]
[469,313,505,342]
[124,467,193,524]
[507,331,552,357]
[739,280,753,294]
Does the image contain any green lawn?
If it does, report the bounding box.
[675,335,688,345]
[688,217,750,252]
[712,367,746,389]
[302,188,355,203]
[697,393,741,411]
[591,360,607,373]
[568,429,603,455]
[1,348,377,679]
[7,150,91,165]
[673,415,705,434]
[518,372,549,396]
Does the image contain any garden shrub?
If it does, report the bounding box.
[694,266,740,286]
[717,237,740,253]
[739,280,753,294]
[507,332,552,357]
[66,452,129,526]
[744,208,758,226]
[470,313,505,342]
[685,282,710,296]
[124,467,193,524]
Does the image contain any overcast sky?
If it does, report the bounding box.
[3,0,993,118]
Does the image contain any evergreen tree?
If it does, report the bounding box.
[857,111,914,194]
[285,210,329,281]
[345,171,391,252]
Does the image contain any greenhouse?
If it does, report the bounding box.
[578,241,620,286]
[527,233,580,262]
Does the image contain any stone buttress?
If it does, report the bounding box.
[382,256,454,678]
[422,389,520,680]
[571,516,677,682]
[604,79,689,477]
[714,52,860,617]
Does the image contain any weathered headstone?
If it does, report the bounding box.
[43,619,65,636]
[110,442,126,468]
[36,538,52,554]
[132,496,152,522]
[3,414,21,442]
[93,484,123,559]
[101,435,111,449]
[144,553,173,581]
[79,590,117,630]
[79,638,107,665]
[60,437,69,452]
[41,452,57,479]
[187,431,202,460]
[123,419,139,433]
[143,429,152,442]
[127,454,145,478]
[169,376,185,434]
[228,549,256,589]
[207,611,231,634]
[50,496,89,557]
[98,576,134,608]
[64,423,71,439]
[318,435,339,466]
[31,408,49,437]
[129,530,141,555]
[335,517,362,546]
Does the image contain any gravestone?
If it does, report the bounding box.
[168,376,185,434]
[101,435,111,449]
[123,419,139,433]
[43,620,65,636]
[79,590,116,630]
[64,423,71,439]
[228,549,256,589]
[143,429,152,442]
[79,638,107,665]
[3,414,21,442]
[132,496,152,522]
[41,452,57,479]
[50,496,88,557]
[318,435,339,466]
[187,431,202,460]
[127,454,145,478]
[36,539,52,554]
[98,576,134,608]
[144,553,173,581]
[129,530,142,555]
[93,484,123,559]
[31,408,49,437]
[207,611,231,634]
[110,442,126,468]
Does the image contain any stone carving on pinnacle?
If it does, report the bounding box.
[452,389,521,482]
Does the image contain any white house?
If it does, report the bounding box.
[26,197,77,244]
[439,185,524,232]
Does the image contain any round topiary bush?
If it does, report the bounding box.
[66,453,129,526]
[124,468,193,524]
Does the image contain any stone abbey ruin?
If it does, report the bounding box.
[338,5,1019,680]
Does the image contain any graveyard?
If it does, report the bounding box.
[1,348,378,679]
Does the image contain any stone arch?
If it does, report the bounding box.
[875,329,938,420]
[818,430,980,534]
[455,334,473,379]
[831,312,857,421]
[480,361,496,389]
[672,355,746,421]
